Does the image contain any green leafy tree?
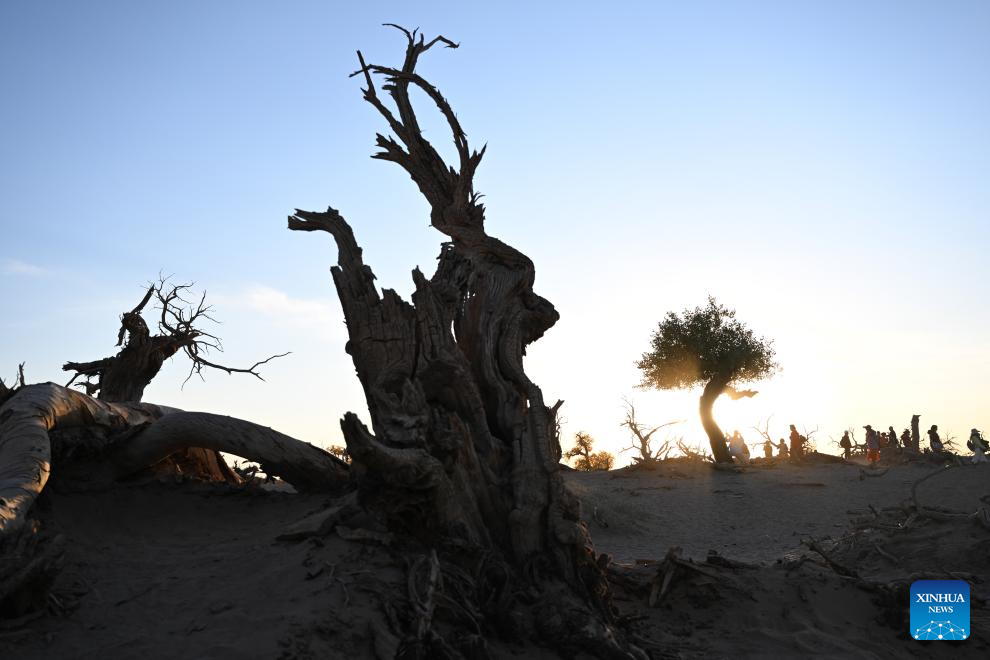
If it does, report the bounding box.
[564,431,614,471]
[636,297,778,463]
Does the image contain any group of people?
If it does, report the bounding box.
[726,421,989,467]
[841,423,989,465]
[727,424,809,465]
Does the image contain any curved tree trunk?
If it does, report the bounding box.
[0,383,348,536]
[700,376,732,463]
[109,411,347,491]
[0,383,161,534]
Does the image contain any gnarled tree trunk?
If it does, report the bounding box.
[288,28,643,658]
[700,376,732,463]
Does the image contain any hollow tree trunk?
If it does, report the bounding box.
[700,376,732,463]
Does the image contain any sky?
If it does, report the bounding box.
[1,1,988,463]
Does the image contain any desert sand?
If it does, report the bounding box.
[2,458,987,659]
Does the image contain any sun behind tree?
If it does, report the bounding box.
[636,296,778,463]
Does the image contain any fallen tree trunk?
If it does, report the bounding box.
[109,411,347,491]
[0,382,348,536]
[0,383,161,535]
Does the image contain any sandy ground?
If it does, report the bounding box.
[567,459,990,659]
[2,484,405,660]
[565,459,977,564]
[2,459,988,659]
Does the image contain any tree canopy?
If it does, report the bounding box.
[636,296,778,391]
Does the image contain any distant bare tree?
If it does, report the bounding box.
[63,276,288,403]
[0,363,26,406]
[752,416,778,457]
[619,397,681,464]
[942,430,960,454]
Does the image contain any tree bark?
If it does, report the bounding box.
[911,414,921,453]
[291,206,639,657]
[108,411,347,491]
[0,383,348,536]
[700,376,733,463]
[63,336,180,403]
[286,29,646,657]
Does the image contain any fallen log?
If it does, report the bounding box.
[0,382,349,537]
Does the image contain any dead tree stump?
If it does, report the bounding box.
[289,27,643,658]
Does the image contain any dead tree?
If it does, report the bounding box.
[0,362,26,407]
[63,277,287,403]
[752,416,777,456]
[620,397,681,463]
[288,27,644,658]
[911,414,921,452]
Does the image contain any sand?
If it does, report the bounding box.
[2,459,988,659]
[566,460,967,563]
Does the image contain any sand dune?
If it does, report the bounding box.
[3,460,988,658]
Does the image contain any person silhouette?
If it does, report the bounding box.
[788,424,805,460]
[728,430,750,465]
[969,428,988,464]
[839,431,852,459]
[865,425,880,465]
[928,424,943,454]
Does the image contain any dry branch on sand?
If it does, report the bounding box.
[796,464,990,626]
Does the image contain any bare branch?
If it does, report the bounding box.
[65,276,290,401]
[724,386,758,400]
[620,396,683,462]
[751,415,774,443]
[346,26,484,235]
[181,349,291,388]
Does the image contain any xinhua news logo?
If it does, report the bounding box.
[911,580,970,641]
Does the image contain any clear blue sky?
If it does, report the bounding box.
[2,1,988,460]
